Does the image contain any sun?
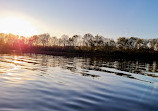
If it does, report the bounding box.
[0,16,38,37]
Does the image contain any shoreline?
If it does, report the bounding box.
[1,50,158,61]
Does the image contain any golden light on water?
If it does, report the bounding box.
[0,55,35,85]
[0,16,38,37]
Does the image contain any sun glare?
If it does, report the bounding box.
[0,16,38,37]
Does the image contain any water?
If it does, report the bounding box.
[0,54,158,111]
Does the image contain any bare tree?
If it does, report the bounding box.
[83,33,94,47]
[39,33,50,47]
[61,34,69,47]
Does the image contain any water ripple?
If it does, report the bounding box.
[0,54,157,111]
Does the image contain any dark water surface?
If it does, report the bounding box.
[0,54,158,111]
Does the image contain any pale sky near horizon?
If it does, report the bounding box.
[0,0,158,39]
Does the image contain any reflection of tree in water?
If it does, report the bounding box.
[60,57,78,72]
[105,60,158,74]
[77,57,158,82]
[29,54,50,75]
[41,55,49,66]
[27,54,158,80]
[39,55,49,75]
[152,61,157,72]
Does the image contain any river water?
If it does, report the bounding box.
[0,54,158,111]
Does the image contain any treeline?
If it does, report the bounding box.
[0,33,158,55]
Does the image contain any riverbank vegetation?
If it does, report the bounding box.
[0,33,157,59]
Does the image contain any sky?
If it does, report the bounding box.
[0,0,158,39]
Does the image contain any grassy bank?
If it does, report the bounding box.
[1,46,157,61]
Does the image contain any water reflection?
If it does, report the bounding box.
[0,54,158,111]
[1,54,157,85]
[0,55,35,85]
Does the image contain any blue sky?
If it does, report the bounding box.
[0,0,158,39]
